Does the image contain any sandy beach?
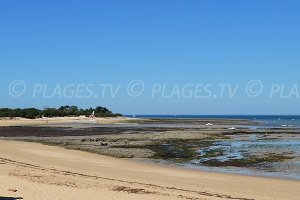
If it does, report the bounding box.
[2,0,300,199]
[1,140,300,200]
[0,117,141,127]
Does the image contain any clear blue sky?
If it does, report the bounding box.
[1,0,300,115]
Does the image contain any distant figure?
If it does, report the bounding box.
[90,111,95,119]
[42,115,48,124]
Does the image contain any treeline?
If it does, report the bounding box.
[0,106,122,119]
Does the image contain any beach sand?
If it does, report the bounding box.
[1,140,299,200]
[0,117,141,127]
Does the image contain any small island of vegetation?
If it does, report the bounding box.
[0,105,122,119]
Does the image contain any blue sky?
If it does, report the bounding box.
[1,0,300,114]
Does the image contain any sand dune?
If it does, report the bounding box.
[1,140,299,200]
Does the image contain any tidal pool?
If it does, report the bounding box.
[189,134,300,180]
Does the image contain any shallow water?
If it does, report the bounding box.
[190,134,300,180]
[131,115,300,128]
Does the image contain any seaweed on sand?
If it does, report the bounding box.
[200,148,225,158]
[201,153,294,167]
[115,139,215,163]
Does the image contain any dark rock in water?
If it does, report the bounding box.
[89,138,95,142]
[100,142,108,146]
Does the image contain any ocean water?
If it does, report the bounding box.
[128,115,300,128]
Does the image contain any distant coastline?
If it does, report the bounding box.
[0,105,122,119]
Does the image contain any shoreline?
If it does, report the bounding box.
[3,136,300,182]
[1,118,300,181]
[1,139,300,200]
[138,157,300,181]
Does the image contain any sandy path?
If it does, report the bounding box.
[0,140,299,200]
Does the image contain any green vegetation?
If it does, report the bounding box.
[200,148,225,158]
[114,139,215,163]
[0,105,122,119]
[201,153,294,167]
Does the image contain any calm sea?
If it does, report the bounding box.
[127,115,300,128]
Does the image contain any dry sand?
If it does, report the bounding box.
[0,117,140,127]
[1,140,300,200]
